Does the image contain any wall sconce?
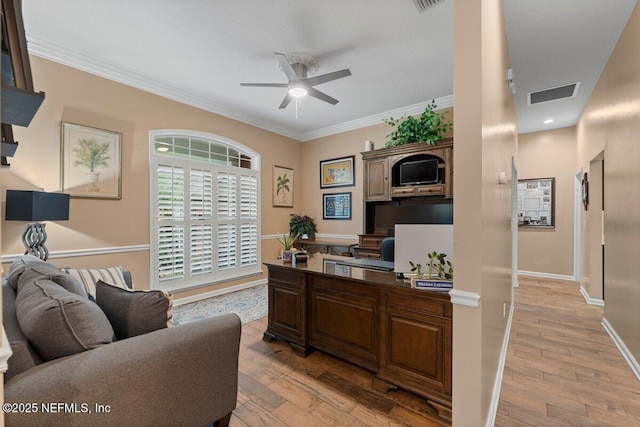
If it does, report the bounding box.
[5,190,70,260]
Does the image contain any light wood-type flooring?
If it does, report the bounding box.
[231,316,449,426]
[230,275,640,426]
[496,275,640,426]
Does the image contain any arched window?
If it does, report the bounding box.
[149,130,261,291]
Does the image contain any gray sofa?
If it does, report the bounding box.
[3,256,241,426]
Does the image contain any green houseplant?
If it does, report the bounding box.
[409,251,453,289]
[277,233,299,262]
[289,214,318,240]
[384,100,452,147]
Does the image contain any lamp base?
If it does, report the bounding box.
[22,222,49,261]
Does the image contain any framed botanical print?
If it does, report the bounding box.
[273,165,293,207]
[61,122,122,199]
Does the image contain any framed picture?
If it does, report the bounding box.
[517,177,555,228]
[323,192,351,220]
[273,165,293,207]
[61,122,122,199]
[320,155,355,189]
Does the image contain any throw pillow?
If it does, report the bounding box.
[60,267,128,300]
[15,279,115,361]
[95,280,173,340]
[8,255,88,298]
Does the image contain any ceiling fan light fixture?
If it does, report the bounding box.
[289,86,308,98]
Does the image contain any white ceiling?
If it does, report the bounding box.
[22,0,637,141]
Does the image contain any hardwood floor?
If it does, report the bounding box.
[231,275,640,426]
[496,275,640,426]
[232,316,449,427]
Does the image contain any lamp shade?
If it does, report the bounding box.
[5,190,70,221]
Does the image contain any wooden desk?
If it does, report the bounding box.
[263,256,452,420]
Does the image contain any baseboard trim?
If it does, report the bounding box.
[580,286,605,306]
[518,270,574,281]
[449,289,481,308]
[602,317,640,382]
[486,302,515,427]
[1,244,150,264]
[173,278,267,306]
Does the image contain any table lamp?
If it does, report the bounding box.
[5,190,70,260]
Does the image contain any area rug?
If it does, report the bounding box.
[173,284,267,325]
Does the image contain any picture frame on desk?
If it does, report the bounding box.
[323,192,351,220]
[320,155,355,188]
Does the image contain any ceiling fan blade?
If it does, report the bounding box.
[305,69,352,87]
[240,83,290,87]
[307,87,339,105]
[275,53,301,82]
[279,93,293,109]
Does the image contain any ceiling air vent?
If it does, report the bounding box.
[411,0,446,12]
[528,82,580,105]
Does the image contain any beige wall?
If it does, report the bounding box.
[577,3,640,359]
[517,127,576,277]
[1,56,301,297]
[453,0,517,424]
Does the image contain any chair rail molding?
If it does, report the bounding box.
[449,289,481,308]
[1,244,150,263]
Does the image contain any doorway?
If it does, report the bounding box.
[585,152,605,303]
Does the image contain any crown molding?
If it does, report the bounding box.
[301,95,454,141]
[26,35,454,143]
[26,35,305,141]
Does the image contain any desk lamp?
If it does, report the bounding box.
[5,190,70,261]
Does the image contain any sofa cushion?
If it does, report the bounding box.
[16,279,115,361]
[60,267,128,299]
[8,255,86,298]
[2,280,43,380]
[95,280,173,340]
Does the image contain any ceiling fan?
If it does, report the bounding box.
[240,52,352,109]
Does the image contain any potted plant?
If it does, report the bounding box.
[277,233,299,263]
[409,251,453,290]
[384,100,452,148]
[289,214,318,240]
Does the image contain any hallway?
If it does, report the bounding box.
[496,276,640,426]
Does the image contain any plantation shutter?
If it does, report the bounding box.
[190,169,213,275]
[156,164,185,280]
[240,175,258,266]
[216,171,238,270]
[151,131,260,292]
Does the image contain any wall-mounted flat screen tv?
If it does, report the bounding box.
[399,158,438,186]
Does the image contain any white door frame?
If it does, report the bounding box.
[574,167,583,281]
[512,157,519,288]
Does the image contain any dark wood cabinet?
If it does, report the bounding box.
[263,268,308,355]
[264,259,452,420]
[378,289,452,417]
[309,274,379,371]
[362,139,453,202]
[364,157,389,201]
[351,234,386,259]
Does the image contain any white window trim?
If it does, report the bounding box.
[149,129,261,292]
